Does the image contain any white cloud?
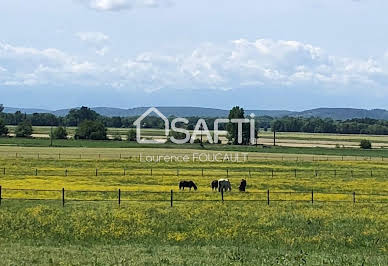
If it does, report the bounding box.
[76,32,109,56]
[78,0,172,11]
[0,42,101,86]
[2,39,388,94]
[76,32,109,43]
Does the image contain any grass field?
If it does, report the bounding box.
[0,146,387,264]
[2,136,388,160]
[7,125,388,148]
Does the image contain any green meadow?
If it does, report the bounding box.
[0,145,387,264]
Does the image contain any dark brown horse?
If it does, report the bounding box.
[179,181,197,191]
[211,180,218,191]
[239,179,247,192]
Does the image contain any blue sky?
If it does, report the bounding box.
[1,0,388,110]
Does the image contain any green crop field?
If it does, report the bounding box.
[0,146,387,264]
[7,125,388,148]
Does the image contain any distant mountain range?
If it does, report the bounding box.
[4,106,388,120]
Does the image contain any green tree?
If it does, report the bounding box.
[0,104,8,137]
[127,129,137,141]
[360,139,372,149]
[65,106,99,126]
[52,126,68,139]
[75,120,107,140]
[15,120,33,137]
[227,106,250,145]
[0,119,8,137]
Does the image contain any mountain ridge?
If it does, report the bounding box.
[4,106,388,120]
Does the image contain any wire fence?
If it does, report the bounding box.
[0,166,387,179]
[0,150,385,162]
[0,187,387,206]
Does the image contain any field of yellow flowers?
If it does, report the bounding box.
[0,147,387,264]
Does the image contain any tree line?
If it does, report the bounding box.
[271,117,388,135]
[0,107,272,130]
[1,104,388,144]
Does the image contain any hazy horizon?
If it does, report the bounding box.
[2,0,388,110]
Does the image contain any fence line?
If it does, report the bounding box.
[0,186,387,206]
[0,151,384,162]
[1,166,387,178]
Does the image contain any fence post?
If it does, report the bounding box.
[37,153,39,159]
[65,169,68,176]
[267,189,270,205]
[118,189,121,205]
[221,189,224,202]
[3,168,5,175]
[271,169,274,178]
[170,190,173,207]
[353,192,356,204]
[62,188,65,207]
[151,168,152,176]
[99,154,101,159]
[334,170,336,178]
[0,185,2,206]
[311,190,314,204]
[294,169,297,178]
[120,154,122,159]
[59,153,61,160]
[35,169,38,176]
[123,168,126,176]
[351,170,353,178]
[95,168,98,176]
[370,170,373,177]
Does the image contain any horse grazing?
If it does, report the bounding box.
[179,181,197,191]
[218,179,231,192]
[239,179,247,192]
[211,180,218,191]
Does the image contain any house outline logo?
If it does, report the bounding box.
[133,107,169,144]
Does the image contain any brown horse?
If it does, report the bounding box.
[179,181,198,191]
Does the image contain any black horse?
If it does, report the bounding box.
[239,179,247,192]
[179,181,197,191]
[211,180,218,191]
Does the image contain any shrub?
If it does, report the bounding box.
[52,126,68,139]
[75,120,107,140]
[360,139,372,149]
[0,119,8,137]
[127,129,136,142]
[15,120,32,137]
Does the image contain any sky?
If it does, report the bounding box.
[1,0,388,111]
